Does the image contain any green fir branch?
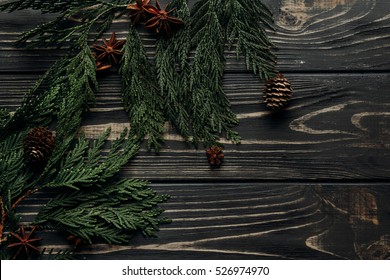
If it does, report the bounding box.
[0,0,172,257]
[98,129,140,181]
[0,133,35,206]
[0,1,97,13]
[120,27,165,151]
[189,0,240,145]
[44,128,139,190]
[0,34,98,247]
[155,0,191,140]
[1,1,123,48]
[38,41,98,182]
[0,0,279,258]
[0,0,131,13]
[0,108,10,128]
[36,173,169,244]
[0,83,58,137]
[40,248,75,260]
[1,0,277,150]
[224,0,276,79]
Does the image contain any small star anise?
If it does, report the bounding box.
[144,0,184,37]
[127,0,153,25]
[206,146,224,167]
[92,32,126,69]
[95,60,112,72]
[7,225,42,259]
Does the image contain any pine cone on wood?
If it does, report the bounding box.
[23,127,55,163]
[206,146,224,167]
[263,73,293,110]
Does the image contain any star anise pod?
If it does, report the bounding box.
[7,225,42,259]
[92,52,112,71]
[95,60,112,72]
[92,32,126,67]
[127,0,153,25]
[206,146,224,167]
[144,0,184,37]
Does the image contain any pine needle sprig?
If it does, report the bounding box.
[0,109,10,129]
[155,0,191,139]
[170,0,192,68]
[0,84,58,138]
[44,128,139,190]
[0,0,97,13]
[40,248,75,260]
[1,123,168,249]
[0,35,98,246]
[120,27,165,151]
[188,0,240,145]
[36,157,169,244]
[0,0,132,14]
[0,1,124,48]
[99,129,140,181]
[224,0,276,79]
[0,1,170,255]
[1,34,96,141]
[38,42,98,182]
[0,133,35,206]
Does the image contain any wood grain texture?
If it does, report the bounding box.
[1,73,389,180]
[16,183,390,260]
[1,0,390,260]
[0,0,390,72]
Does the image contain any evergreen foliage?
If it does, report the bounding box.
[0,0,98,13]
[35,132,169,244]
[0,0,128,48]
[155,0,191,140]
[0,101,168,258]
[153,0,276,146]
[40,248,76,260]
[188,0,240,145]
[224,0,276,79]
[0,121,169,257]
[0,36,101,257]
[120,27,165,150]
[0,0,277,259]
[1,0,276,150]
[0,108,10,128]
[0,1,169,257]
[0,132,35,217]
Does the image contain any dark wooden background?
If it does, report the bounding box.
[1,0,390,259]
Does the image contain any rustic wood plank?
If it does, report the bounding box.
[16,183,390,259]
[1,0,390,261]
[0,0,390,72]
[1,73,389,180]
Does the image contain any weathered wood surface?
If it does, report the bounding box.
[16,183,390,260]
[1,0,390,259]
[2,73,390,180]
[1,0,390,72]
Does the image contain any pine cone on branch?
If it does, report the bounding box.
[263,73,293,110]
[23,127,55,163]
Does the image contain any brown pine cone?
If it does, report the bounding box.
[206,146,224,167]
[67,235,84,250]
[23,127,55,163]
[263,73,293,110]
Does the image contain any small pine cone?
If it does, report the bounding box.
[67,235,84,250]
[206,146,224,167]
[23,127,55,163]
[263,73,293,110]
